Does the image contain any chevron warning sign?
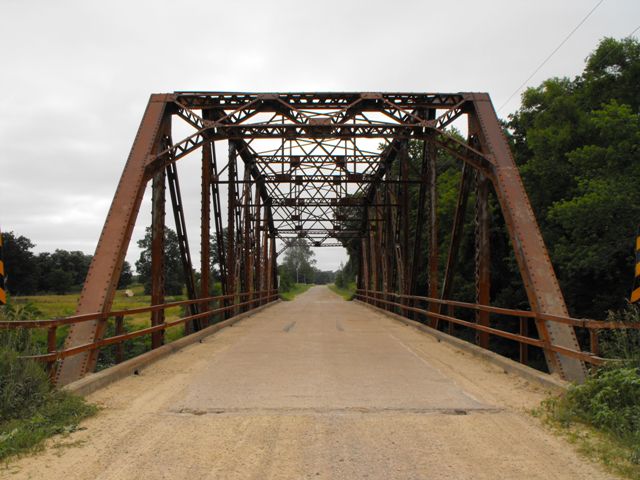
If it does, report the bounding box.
[631,227,640,304]
[0,229,5,305]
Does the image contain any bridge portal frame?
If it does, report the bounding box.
[55,91,586,385]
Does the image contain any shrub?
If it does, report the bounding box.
[540,304,640,472]
[557,367,640,440]
[0,301,97,460]
[0,347,51,422]
[599,304,640,368]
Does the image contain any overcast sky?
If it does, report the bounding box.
[1,0,638,272]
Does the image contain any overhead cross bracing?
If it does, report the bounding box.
[167,92,473,248]
[52,91,589,386]
[157,91,499,263]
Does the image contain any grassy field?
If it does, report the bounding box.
[328,282,356,300]
[279,283,313,301]
[11,284,190,362]
[13,283,185,327]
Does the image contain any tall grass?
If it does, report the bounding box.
[279,283,312,301]
[537,304,640,479]
[328,282,356,300]
[0,301,96,461]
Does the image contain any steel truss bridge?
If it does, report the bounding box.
[9,91,631,385]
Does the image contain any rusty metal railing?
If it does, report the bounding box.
[0,289,278,378]
[355,289,640,367]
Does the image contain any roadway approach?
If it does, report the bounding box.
[6,286,615,479]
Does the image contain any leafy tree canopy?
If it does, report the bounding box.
[509,36,640,316]
[135,226,185,296]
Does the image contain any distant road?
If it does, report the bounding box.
[7,286,615,479]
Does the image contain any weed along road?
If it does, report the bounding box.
[8,286,614,479]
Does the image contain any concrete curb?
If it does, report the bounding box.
[64,300,282,397]
[354,300,569,393]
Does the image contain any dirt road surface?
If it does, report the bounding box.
[4,286,615,479]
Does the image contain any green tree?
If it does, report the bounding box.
[208,228,228,281]
[339,37,640,320]
[135,227,185,295]
[509,37,640,317]
[44,268,74,295]
[117,261,133,289]
[280,239,316,284]
[1,232,38,295]
[313,269,336,284]
[36,250,92,293]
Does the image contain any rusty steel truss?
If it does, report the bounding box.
[54,91,587,385]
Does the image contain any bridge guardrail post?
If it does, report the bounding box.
[447,305,455,334]
[115,315,125,364]
[519,317,528,364]
[589,328,599,357]
[47,325,57,381]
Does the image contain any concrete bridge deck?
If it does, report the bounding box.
[7,286,614,479]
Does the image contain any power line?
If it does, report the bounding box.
[497,0,605,113]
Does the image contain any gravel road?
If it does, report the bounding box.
[4,286,616,479]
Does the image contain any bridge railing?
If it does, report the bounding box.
[0,289,279,378]
[355,289,640,367]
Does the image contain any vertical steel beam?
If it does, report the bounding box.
[427,137,438,322]
[167,161,200,332]
[378,191,390,310]
[208,141,227,294]
[434,162,473,329]
[400,142,409,294]
[440,162,472,304]
[243,167,252,308]
[409,141,429,298]
[361,237,369,293]
[56,95,170,385]
[227,143,237,312]
[475,172,491,348]
[370,210,380,306]
[150,168,166,348]
[269,234,277,291]
[469,93,585,381]
[254,186,262,303]
[201,141,212,324]
[261,210,269,299]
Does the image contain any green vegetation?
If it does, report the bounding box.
[2,231,132,296]
[277,239,337,287]
[328,281,356,300]
[538,369,640,479]
[334,36,640,369]
[136,227,187,295]
[0,305,97,461]
[278,239,317,290]
[515,39,640,475]
[277,238,332,300]
[536,304,640,478]
[0,389,96,461]
[11,283,188,369]
[279,283,312,301]
[509,37,640,318]
[13,283,185,328]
